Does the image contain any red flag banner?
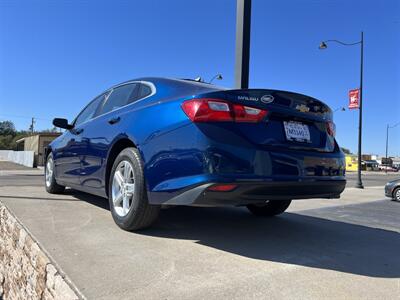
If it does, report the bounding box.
[348,89,360,109]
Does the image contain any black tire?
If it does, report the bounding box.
[45,153,65,194]
[392,187,400,201]
[108,147,160,231]
[247,200,292,217]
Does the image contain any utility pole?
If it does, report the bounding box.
[234,0,252,89]
[30,117,35,134]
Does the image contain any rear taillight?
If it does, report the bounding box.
[327,121,336,137]
[181,98,268,123]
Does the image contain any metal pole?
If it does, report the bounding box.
[234,0,252,89]
[385,124,389,174]
[355,31,364,188]
[30,117,35,134]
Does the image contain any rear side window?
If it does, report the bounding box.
[74,94,105,126]
[138,84,152,99]
[99,83,139,115]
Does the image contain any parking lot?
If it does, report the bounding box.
[0,165,399,299]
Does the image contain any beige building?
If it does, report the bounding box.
[16,133,61,166]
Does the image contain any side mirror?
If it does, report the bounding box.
[53,118,73,130]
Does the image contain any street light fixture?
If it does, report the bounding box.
[319,32,364,189]
[209,74,223,84]
[318,42,327,49]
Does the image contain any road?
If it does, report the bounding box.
[1,159,398,188]
[346,172,399,187]
[0,171,43,187]
[0,164,399,299]
[0,161,43,187]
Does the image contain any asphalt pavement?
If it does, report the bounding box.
[345,171,399,187]
[0,164,399,299]
[0,163,398,188]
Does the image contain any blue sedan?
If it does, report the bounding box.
[46,77,346,230]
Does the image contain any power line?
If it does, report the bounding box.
[0,113,51,121]
[389,122,400,129]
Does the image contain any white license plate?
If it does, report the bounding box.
[283,121,311,142]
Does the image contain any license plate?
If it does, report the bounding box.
[283,121,311,142]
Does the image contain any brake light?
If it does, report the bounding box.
[327,121,336,137]
[181,98,268,123]
[182,99,233,122]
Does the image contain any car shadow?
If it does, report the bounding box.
[0,189,110,208]
[65,189,110,210]
[143,206,400,278]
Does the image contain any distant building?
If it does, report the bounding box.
[346,153,399,172]
[361,154,378,161]
[345,155,358,171]
[15,133,61,166]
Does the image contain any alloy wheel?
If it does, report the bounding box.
[112,160,135,217]
[45,157,53,187]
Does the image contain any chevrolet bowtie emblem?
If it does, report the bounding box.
[295,104,310,113]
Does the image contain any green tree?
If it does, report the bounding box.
[41,126,59,133]
[0,121,60,149]
[0,135,14,150]
[341,147,351,154]
[0,120,16,136]
[0,121,17,149]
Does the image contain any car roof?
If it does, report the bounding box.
[111,77,226,91]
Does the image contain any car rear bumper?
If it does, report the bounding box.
[144,123,347,205]
[154,179,346,206]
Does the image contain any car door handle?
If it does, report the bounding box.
[74,128,84,135]
[108,117,121,125]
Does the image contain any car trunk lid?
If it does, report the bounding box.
[195,89,336,152]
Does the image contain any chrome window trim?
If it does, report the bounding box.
[72,81,156,128]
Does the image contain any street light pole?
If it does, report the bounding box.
[385,122,400,173]
[385,124,389,174]
[319,32,364,188]
[356,31,364,188]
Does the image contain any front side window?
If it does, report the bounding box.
[99,83,139,115]
[74,94,105,126]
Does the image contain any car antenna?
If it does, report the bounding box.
[209,74,223,84]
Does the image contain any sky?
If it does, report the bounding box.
[0,0,399,156]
